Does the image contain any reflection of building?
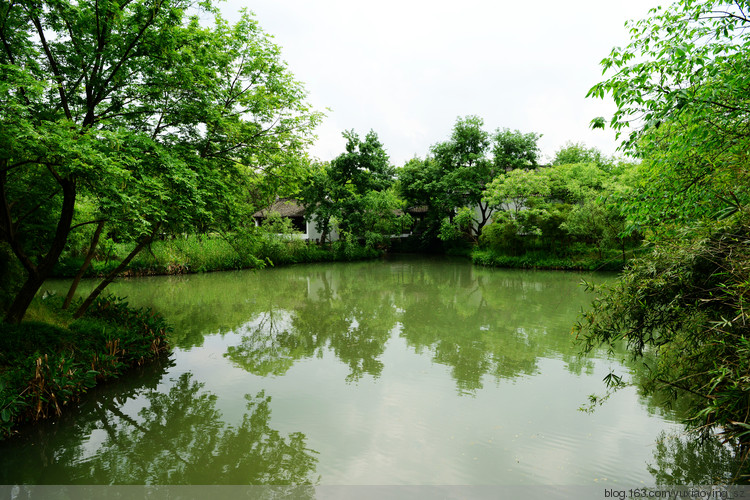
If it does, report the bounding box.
[253,198,426,243]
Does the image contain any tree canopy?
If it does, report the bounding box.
[588,0,750,227]
[398,116,542,245]
[300,130,409,248]
[580,0,750,465]
[0,0,320,322]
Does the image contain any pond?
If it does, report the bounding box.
[0,255,711,485]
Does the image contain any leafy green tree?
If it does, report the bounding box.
[401,117,491,242]
[552,142,609,170]
[579,0,750,469]
[301,130,404,248]
[560,200,611,258]
[577,213,750,457]
[430,116,496,240]
[492,128,542,172]
[354,188,413,249]
[396,156,444,248]
[397,157,436,208]
[547,162,607,202]
[298,162,336,245]
[484,168,550,215]
[437,206,476,244]
[0,0,320,323]
[587,0,750,225]
[397,119,543,245]
[481,161,636,258]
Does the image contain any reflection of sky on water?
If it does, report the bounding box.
[150,328,682,484]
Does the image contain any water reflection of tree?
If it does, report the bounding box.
[0,368,318,486]
[226,267,397,382]
[648,431,747,485]
[0,358,172,484]
[62,259,613,392]
[222,261,615,391]
[88,373,318,484]
[397,266,601,393]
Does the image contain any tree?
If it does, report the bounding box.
[544,162,609,204]
[484,168,550,216]
[481,160,637,258]
[587,0,750,226]
[396,118,543,244]
[410,116,491,242]
[301,130,405,248]
[552,142,609,169]
[492,128,542,172]
[579,0,750,469]
[577,213,750,458]
[396,156,443,248]
[0,0,320,323]
[430,116,492,224]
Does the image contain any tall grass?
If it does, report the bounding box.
[0,295,170,439]
[54,232,382,279]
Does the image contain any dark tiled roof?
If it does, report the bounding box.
[253,198,306,218]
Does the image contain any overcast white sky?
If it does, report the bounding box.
[221,0,660,166]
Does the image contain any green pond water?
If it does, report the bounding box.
[0,255,718,485]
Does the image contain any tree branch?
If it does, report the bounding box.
[73,222,161,319]
[26,2,73,120]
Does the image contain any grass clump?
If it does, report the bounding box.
[0,295,170,439]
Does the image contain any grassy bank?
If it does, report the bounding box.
[0,296,170,439]
[471,248,629,272]
[54,233,382,278]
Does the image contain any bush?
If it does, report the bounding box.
[471,248,627,271]
[53,230,385,279]
[479,213,524,255]
[575,210,750,472]
[0,296,171,439]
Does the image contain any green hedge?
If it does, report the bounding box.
[471,249,627,272]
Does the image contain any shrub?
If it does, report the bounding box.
[575,211,750,466]
[0,296,171,439]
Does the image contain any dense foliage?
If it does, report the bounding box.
[0,296,170,438]
[579,212,750,447]
[0,0,320,323]
[301,130,411,249]
[476,158,639,265]
[398,116,542,249]
[579,0,750,475]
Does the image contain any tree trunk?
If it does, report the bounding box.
[4,276,45,324]
[475,200,492,240]
[63,220,106,309]
[319,220,329,246]
[73,226,159,319]
[3,178,77,324]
